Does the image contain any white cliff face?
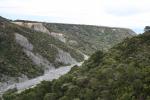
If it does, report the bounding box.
[15,33,33,51]
[13,22,67,43]
[23,50,54,70]
[15,33,54,70]
[49,44,77,65]
[12,22,50,34]
[56,48,77,65]
[48,44,77,65]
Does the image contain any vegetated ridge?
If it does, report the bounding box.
[4,32,150,100]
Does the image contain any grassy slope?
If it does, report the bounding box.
[5,32,150,100]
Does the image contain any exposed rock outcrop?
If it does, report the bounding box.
[13,22,67,43]
[56,48,77,65]
[15,33,54,70]
[12,22,50,34]
[15,33,33,51]
[23,50,54,70]
[50,32,66,43]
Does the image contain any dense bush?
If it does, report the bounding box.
[4,32,150,100]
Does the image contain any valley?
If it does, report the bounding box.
[4,31,150,100]
[0,16,137,100]
[0,0,149,99]
[0,54,88,95]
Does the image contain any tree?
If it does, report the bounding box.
[44,93,57,100]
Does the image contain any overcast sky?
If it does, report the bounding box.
[0,0,150,33]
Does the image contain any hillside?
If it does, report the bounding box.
[13,20,136,55]
[0,17,84,85]
[5,32,150,100]
[0,16,135,95]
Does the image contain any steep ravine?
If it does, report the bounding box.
[0,53,88,97]
[0,32,86,98]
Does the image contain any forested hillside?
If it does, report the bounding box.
[3,32,150,100]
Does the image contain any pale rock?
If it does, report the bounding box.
[12,22,50,34]
[50,32,66,43]
[68,40,78,46]
[15,33,33,51]
[23,49,54,70]
[56,48,77,64]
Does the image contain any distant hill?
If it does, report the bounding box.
[0,16,10,22]
[6,32,150,100]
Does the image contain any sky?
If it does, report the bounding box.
[0,0,150,33]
